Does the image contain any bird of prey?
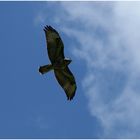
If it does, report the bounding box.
[39,25,77,100]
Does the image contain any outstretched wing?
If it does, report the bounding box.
[54,67,77,100]
[44,25,65,64]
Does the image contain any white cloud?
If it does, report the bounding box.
[60,2,140,138]
[37,2,140,138]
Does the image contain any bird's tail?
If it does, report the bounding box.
[39,64,53,74]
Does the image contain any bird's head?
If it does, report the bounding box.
[64,58,72,65]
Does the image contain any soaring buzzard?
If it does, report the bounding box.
[39,25,77,100]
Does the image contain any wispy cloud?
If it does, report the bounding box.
[36,2,140,138]
[34,12,46,25]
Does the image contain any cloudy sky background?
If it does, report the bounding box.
[1,1,140,138]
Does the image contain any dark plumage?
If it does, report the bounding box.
[39,25,77,100]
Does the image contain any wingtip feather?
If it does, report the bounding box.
[43,25,59,35]
[44,25,50,31]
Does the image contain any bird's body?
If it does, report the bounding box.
[39,25,77,100]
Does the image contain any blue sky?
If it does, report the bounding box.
[1,1,140,139]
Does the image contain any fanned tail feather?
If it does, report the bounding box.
[39,64,53,74]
